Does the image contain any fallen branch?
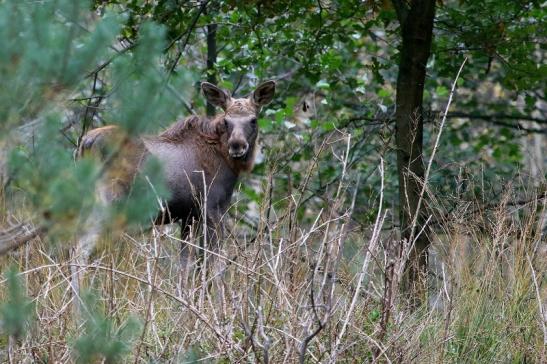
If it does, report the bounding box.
[0,226,46,256]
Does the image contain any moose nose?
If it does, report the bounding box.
[229,141,249,159]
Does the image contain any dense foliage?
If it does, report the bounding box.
[0,0,545,362]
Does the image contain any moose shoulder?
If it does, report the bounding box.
[77,81,275,259]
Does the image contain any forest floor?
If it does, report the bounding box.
[0,183,546,363]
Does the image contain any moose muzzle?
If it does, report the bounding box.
[228,140,249,159]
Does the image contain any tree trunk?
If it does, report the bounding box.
[206,22,217,117]
[392,0,436,306]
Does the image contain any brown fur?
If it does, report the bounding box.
[157,114,256,175]
[71,81,275,298]
[78,81,275,227]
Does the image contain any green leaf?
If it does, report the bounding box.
[321,121,336,132]
[258,118,272,130]
[316,80,330,89]
[378,88,390,98]
[368,309,380,322]
[436,85,449,97]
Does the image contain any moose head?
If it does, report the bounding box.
[201,81,276,160]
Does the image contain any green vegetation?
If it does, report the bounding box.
[0,0,545,362]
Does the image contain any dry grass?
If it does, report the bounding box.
[1,147,546,363]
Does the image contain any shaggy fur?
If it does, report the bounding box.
[77,80,275,237]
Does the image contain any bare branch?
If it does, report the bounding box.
[408,57,468,247]
[0,226,46,256]
[446,112,547,125]
[167,0,209,75]
[443,111,547,134]
[298,276,326,364]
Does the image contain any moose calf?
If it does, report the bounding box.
[75,81,276,280]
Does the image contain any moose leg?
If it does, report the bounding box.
[205,210,229,318]
[70,203,104,315]
[203,209,224,272]
[178,220,195,290]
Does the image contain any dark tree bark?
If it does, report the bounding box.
[206,22,217,117]
[391,0,436,306]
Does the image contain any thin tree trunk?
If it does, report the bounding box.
[392,0,436,306]
[206,21,217,117]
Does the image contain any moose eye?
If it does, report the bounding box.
[223,119,229,128]
[250,118,257,126]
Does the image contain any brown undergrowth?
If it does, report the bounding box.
[0,148,545,363]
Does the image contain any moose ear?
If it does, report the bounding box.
[252,81,276,107]
[201,82,230,110]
